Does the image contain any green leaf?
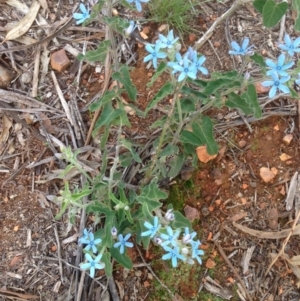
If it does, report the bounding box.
[98,219,114,247]
[160,145,179,157]
[112,65,137,101]
[293,0,300,31]
[78,40,111,63]
[180,130,202,146]
[225,92,252,115]
[142,203,154,220]
[180,98,196,113]
[187,78,207,88]
[120,138,142,163]
[119,152,132,167]
[262,0,288,28]
[102,16,129,35]
[204,78,241,95]
[242,84,262,118]
[253,0,268,13]
[192,116,218,155]
[211,70,239,79]
[145,82,173,114]
[110,247,133,269]
[102,252,112,276]
[94,102,123,130]
[137,182,167,206]
[168,153,186,178]
[147,61,167,88]
[250,53,266,68]
[87,201,115,218]
[181,86,208,100]
[172,211,192,229]
[90,89,120,112]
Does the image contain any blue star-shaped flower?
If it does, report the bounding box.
[143,42,167,69]
[182,227,197,244]
[158,30,179,49]
[265,54,294,77]
[114,233,133,254]
[126,0,149,12]
[82,232,102,254]
[262,72,290,98]
[80,253,105,278]
[162,246,186,267]
[278,34,300,57]
[190,51,208,75]
[141,216,161,238]
[73,4,90,25]
[229,38,253,56]
[190,240,204,265]
[160,226,181,247]
[167,55,196,82]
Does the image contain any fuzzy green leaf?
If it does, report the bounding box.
[78,40,110,63]
[90,89,120,112]
[110,247,133,269]
[102,252,112,277]
[293,0,300,31]
[147,61,167,88]
[145,82,173,114]
[250,53,266,68]
[94,102,123,130]
[242,84,262,118]
[112,65,137,101]
[120,138,142,163]
[262,0,288,28]
[225,92,252,115]
[160,145,179,157]
[180,131,202,146]
[253,0,268,13]
[168,153,186,178]
[192,116,218,155]
[172,211,192,229]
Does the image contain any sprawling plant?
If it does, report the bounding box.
[50,0,300,279]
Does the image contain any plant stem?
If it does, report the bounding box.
[142,81,184,185]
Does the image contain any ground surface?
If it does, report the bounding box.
[1,0,300,301]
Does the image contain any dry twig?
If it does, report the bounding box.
[265,210,300,276]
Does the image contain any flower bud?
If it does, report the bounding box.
[165,209,174,221]
[154,237,162,245]
[111,227,118,237]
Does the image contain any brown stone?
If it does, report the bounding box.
[50,49,70,72]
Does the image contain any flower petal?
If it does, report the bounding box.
[284,34,292,46]
[80,262,91,270]
[230,41,240,52]
[242,38,249,50]
[277,54,285,66]
[145,44,154,53]
[269,86,277,98]
[278,84,290,94]
[261,80,274,87]
[80,3,88,14]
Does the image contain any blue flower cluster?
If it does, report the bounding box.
[229,35,300,98]
[78,228,105,278]
[141,211,204,268]
[143,30,208,82]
